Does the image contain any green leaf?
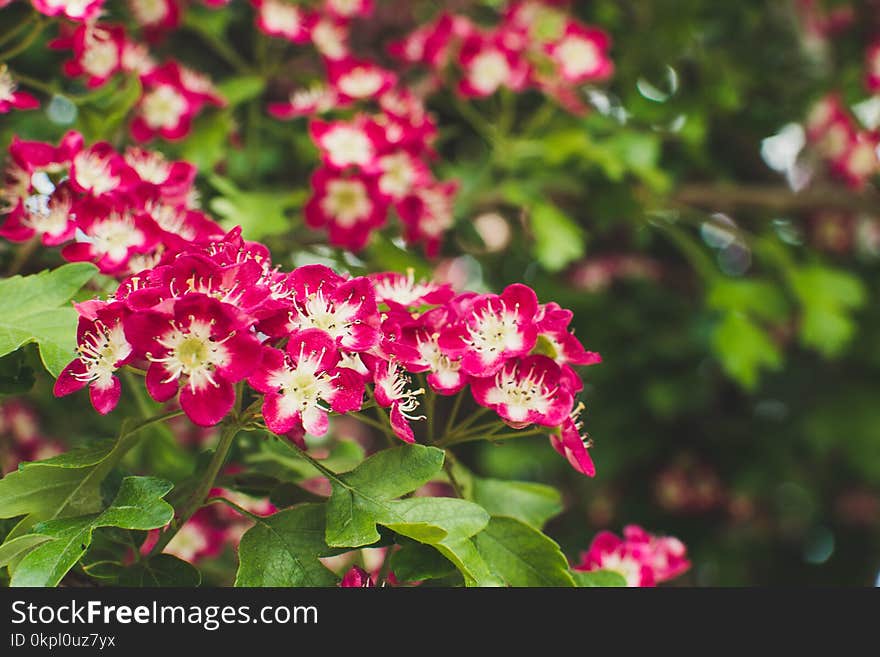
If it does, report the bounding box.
[10,477,174,587]
[711,312,782,389]
[235,503,339,587]
[0,534,52,567]
[470,478,563,529]
[179,112,234,171]
[572,569,628,587]
[216,75,265,106]
[207,174,304,241]
[0,263,97,376]
[118,555,201,587]
[79,76,143,141]
[474,517,575,587]
[388,542,456,582]
[789,265,866,357]
[0,350,35,394]
[324,444,446,547]
[708,278,789,323]
[530,202,585,272]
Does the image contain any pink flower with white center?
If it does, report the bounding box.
[370,270,454,310]
[387,13,459,68]
[132,84,192,142]
[866,42,880,92]
[371,359,425,443]
[387,306,466,396]
[50,24,125,89]
[310,118,381,170]
[376,151,429,202]
[832,131,880,188]
[547,22,613,84]
[440,283,538,377]
[146,203,224,245]
[1,131,81,213]
[54,302,134,415]
[124,294,262,426]
[63,206,161,274]
[142,508,226,563]
[323,0,372,20]
[574,525,690,587]
[548,402,595,477]
[279,265,380,352]
[177,65,225,110]
[458,33,529,98]
[470,355,573,429]
[0,65,39,114]
[304,168,387,251]
[0,183,77,245]
[120,39,157,76]
[32,0,105,22]
[328,58,396,103]
[252,0,314,43]
[397,179,457,257]
[124,147,197,200]
[268,84,338,119]
[249,330,364,436]
[128,0,180,32]
[69,143,136,197]
[311,17,349,60]
[339,566,374,587]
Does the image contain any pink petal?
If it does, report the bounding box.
[179,377,235,427]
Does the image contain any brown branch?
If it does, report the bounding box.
[675,184,880,215]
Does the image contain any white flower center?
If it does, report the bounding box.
[556,36,600,77]
[486,364,554,423]
[312,20,347,59]
[129,0,169,25]
[328,0,359,16]
[269,350,335,417]
[73,321,132,389]
[153,319,230,392]
[321,179,371,227]
[418,188,454,236]
[125,149,171,184]
[74,152,120,195]
[598,554,642,587]
[167,522,210,562]
[847,142,878,176]
[45,0,94,18]
[23,194,71,238]
[321,126,373,167]
[0,66,16,102]
[87,212,145,262]
[81,37,119,79]
[377,362,424,420]
[141,85,188,129]
[262,0,303,33]
[469,50,510,95]
[338,68,383,99]
[373,270,435,306]
[378,153,416,199]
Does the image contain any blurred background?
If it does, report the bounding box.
[2,0,880,585]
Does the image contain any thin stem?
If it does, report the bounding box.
[0,14,35,48]
[349,411,389,433]
[440,427,548,447]
[0,18,46,62]
[444,406,491,440]
[149,420,241,556]
[8,69,56,96]
[182,16,252,74]
[442,458,463,498]
[452,96,498,147]
[442,392,465,439]
[424,384,436,443]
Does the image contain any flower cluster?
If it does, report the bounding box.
[46,215,600,473]
[0,399,64,474]
[389,1,614,113]
[0,130,224,274]
[574,524,690,587]
[0,65,39,115]
[40,9,224,142]
[805,94,880,188]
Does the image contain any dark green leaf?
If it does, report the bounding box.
[118,555,201,587]
[572,569,628,587]
[474,517,575,587]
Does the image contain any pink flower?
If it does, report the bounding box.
[310,17,349,60]
[50,23,125,89]
[69,142,138,198]
[388,13,459,68]
[574,525,690,587]
[0,183,77,245]
[369,270,453,310]
[310,117,383,170]
[439,283,538,377]
[548,403,595,477]
[323,0,372,21]
[128,0,181,33]
[370,359,424,442]
[339,565,374,587]
[32,0,105,22]
[546,22,613,84]
[124,294,262,426]
[831,131,880,188]
[248,329,364,436]
[396,179,457,257]
[457,32,529,98]
[252,0,314,43]
[61,202,162,275]
[327,58,396,103]
[142,508,226,563]
[470,355,573,429]
[268,84,338,119]
[54,302,134,415]
[124,147,197,202]
[304,168,387,251]
[866,42,880,92]
[273,265,381,352]
[0,66,39,114]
